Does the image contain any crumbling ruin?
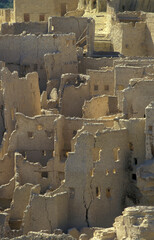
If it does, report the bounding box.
[0,0,154,239]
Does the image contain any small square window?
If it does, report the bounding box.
[104,85,109,91]
[106,188,111,198]
[94,85,98,91]
[96,187,101,199]
[41,172,48,178]
[24,13,30,22]
[42,150,47,156]
[132,173,136,181]
[45,130,53,139]
[28,132,34,139]
[39,14,45,21]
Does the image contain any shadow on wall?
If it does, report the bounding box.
[119,0,154,12]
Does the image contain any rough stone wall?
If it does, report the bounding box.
[59,74,91,117]
[1,68,41,135]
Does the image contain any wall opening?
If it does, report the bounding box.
[9,219,22,230]
[93,148,101,162]
[122,5,125,11]
[106,169,109,176]
[96,187,101,199]
[92,0,97,9]
[94,85,98,91]
[132,173,136,181]
[39,14,45,21]
[104,85,109,91]
[24,13,30,22]
[129,142,134,151]
[151,144,154,157]
[42,150,47,156]
[106,188,111,198]
[113,147,120,162]
[134,158,137,165]
[24,152,27,160]
[27,132,34,139]
[113,169,117,174]
[58,171,65,183]
[45,130,53,139]
[73,130,77,137]
[41,172,48,178]
[91,167,95,177]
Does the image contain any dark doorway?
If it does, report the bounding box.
[92,0,97,9]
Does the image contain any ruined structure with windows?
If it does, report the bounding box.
[0,0,154,240]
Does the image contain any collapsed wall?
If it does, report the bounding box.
[0,33,77,91]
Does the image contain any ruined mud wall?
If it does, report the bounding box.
[122,80,154,118]
[111,22,146,56]
[14,0,78,22]
[0,33,76,91]
[1,69,41,134]
[87,69,114,96]
[79,57,115,74]
[48,16,95,56]
[1,22,48,35]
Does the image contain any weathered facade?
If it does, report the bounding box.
[0,0,154,240]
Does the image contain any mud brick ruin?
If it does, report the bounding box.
[0,0,154,239]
